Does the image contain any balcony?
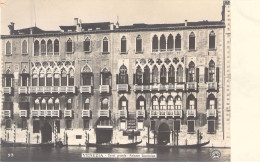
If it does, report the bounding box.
[97,120,113,129]
[186,109,197,118]
[45,110,52,117]
[18,87,28,94]
[99,85,110,93]
[80,86,92,93]
[207,82,218,91]
[159,110,167,118]
[175,83,185,91]
[136,110,145,118]
[3,87,12,94]
[52,110,60,117]
[117,84,128,92]
[82,110,91,118]
[31,110,60,117]
[44,86,52,93]
[37,87,44,93]
[134,85,151,92]
[31,110,39,117]
[64,110,73,117]
[19,110,28,117]
[151,85,159,91]
[166,110,174,117]
[39,110,45,117]
[52,86,59,93]
[186,82,197,91]
[98,110,110,118]
[174,110,182,118]
[150,110,159,118]
[28,86,76,94]
[168,84,175,91]
[66,86,76,93]
[3,110,11,117]
[119,110,127,118]
[207,109,217,118]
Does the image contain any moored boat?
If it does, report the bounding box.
[1,139,63,147]
[86,140,142,148]
[146,140,210,148]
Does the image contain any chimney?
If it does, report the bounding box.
[110,23,114,30]
[185,20,188,26]
[8,22,15,35]
[74,18,78,26]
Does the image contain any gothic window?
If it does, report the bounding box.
[188,62,195,82]
[103,37,109,53]
[176,65,183,82]
[34,98,40,110]
[187,94,196,109]
[84,37,91,52]
[209,60,215,82]
[47,39,53,55]
[101,98,108,109]
[136,35,142,53]
[41,98,47,110]
[66,38,73,53]
[136,96,146,110]
[67,98,72,110]
[34,40,39,56]
[41,40,46,55]
[22,40,27,54]
[54,39,59,55]
[143,65,150,84]
[159,96,166,110]
[175,95,182,109]
[32,69,38,86]
[119,65,128,84]
[152,66,159,84]
[152,96,159,110]
[39,69,45,86]
[160,65,166,84]
[61,69,67,86]
[167,96,174,110]
[6,41,11,55]
[121,36,127,53]
[119,96,127,110]
[207,94,217,110]
[189,32,195,50]
[160,34,166,51]
[101,68,110,85]
[54,98,60,110]
[68,68,74,86]
[46,69,52,86]
[175,34,181,51]
[136,66,142,85]
[84,98,90,110]
[209,31,216,49]
[167,34,174,51]
[168,65,175,84]
[47,98,54,110]
[54,69,60,86]
[152,35,158,52]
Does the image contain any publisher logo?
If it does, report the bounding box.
[210,150,221,160]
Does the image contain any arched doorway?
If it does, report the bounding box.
[157,123,170,145]
[41,122,52,143]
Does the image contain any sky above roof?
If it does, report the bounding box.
[1,0,223,35]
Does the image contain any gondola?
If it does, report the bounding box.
[86,140,142,148]
[146,140,210,149]
[1,139,63,147]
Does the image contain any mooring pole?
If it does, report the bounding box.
[148,126,150,144]
[197,130,199,145]
[153,131,156,144]
[176,130,179,146]
[172,130,174,145]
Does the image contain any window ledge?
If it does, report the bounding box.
[120,52,128,54]
[66,52,74,54]
[65,128,73,130]
[22,53,28,55]
[207,132,216,134]
[135,51,143,54]
[102,52,110,54]
[187,132,196,134]
[5,54,12,56]
[188,49,196,52]
[5,128,12,130]
[208,48,216,51]
[84,51,92,53]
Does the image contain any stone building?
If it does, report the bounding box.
[1,1,231,147]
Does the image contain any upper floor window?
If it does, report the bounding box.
[67,98,72,110]
[84,37,91,52]
[119,96,128,110]
[39,69,45,86]
[187,94,196,109]
[82,64,92,85]
[167,34,174,51]
[101,68,111,85]
[209,31,216,49]
[167,96,174,110]
[54,98,60,110]
[103,37,109,53]
[101,98,108,109]
[41,98,47,110]
[22,40,27,54]
[54,39,59,55]
[188,61,195,82]
[152,66,159,84]
[136,35,142,53]
[175,95,182,109]
[209,60,215,82]
[136,96,146,110]
[32,69,38,86]
[84,98,90,110]
[189,32,195,50]
[159,96,166,110]
[6,41,11,55]
[41,40,46,56]
[34,99,40,110]
[168,65,175,84]
[160,65,167,84]
[34,40,39,56]
[152,96,159,110]
[135,66,142,85]
[54,68,60,86]
[176,65,183,82]
[47,39,53,56]
[46,68,52,86]
[207,94,217,109]
[160,34,166,52]
[68,68,74,86]
[152,35,158,52]
[66,38,73,53]
[121,36,127,53]
[143,65,150,85]
[118,65,128,84]
[47,98,54,110]
[175,34,181,51]
[61,69,67,86]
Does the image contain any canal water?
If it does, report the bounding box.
[1,146,230,162]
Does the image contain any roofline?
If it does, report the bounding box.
[1,24,225,39]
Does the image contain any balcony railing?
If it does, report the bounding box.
[166,110,174,117]
[3,110,11,117]
[52,110,60,117]
[186,82,197,91]
[19,110,28,117]
[18,87,28,94]
[150,110,159,118]
[82,110,91,118]
[119,110,127,118]
[175,83,185,90]
[207,109,217,118]
[44,86,52,93]
[159,110,167,118]
[39,110,45,117]
[99,85,110,93]
[31,110,60,117]
[186,109,197,117]
[28,86,76,94]
[3,87,12,94]
[98,110,110,117]
[45,110,52,117]
[207,82,218,91]
[80,86,92,93]
[31,110,39,117]
[64,110,73,117]
[97,120,113,129]
[174,110,182,118]
[117,84,128,92]
[136,110,145,118]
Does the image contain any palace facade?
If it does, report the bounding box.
[1,1,231,146]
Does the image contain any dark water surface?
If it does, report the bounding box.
[1,146,230,162]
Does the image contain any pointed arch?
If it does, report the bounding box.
[34,98,40,110]
[121,36,127,53]
[119,96,128,110]
[175,34,181,51]
[41,98,47,110]
[54,39,59,55]
[189,32,195,50]
[160,65,167,84]
[167,95,174,110]
[143,65,150,84]
[187,94,196,109]
[160,34,166,51]
[175,95,182,110]
[22,40,28,54]
[136,65,143,85]
[46,68,53,86]
[209,31,216,49]
[152,65,159,84]
[39,68,45,86]
[32,68,38,86]
[54,98,60,110]
[84,98,90,110]
[82,64,92,73]
[6,41,11,55]
[41,40,46,55]
[188,61,195,82]
[84,37,91,52]
[47,39,53,55]
[66,98,72,110]
[159,95,166,110]
[53,68,60,86]
[209,60,215,82]
[34,40,39,56]
[119,64,128,84]
[61,68,67,86]
[152,35,158,52]
[47,98,54,110]
[68,68,74,86]
[168,65,175,84]
[177,65,183,82]
[207,94,217,110]
[137,96,146,110]
[101,98,109,110]
[136,35,142,52]
[66,38,73,53]
[167,34,174,51]
[103,37,109,53]
[152,96,159,110]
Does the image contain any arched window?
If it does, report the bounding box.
[68,68,74,86]
[119,96,128,110]
[175,34,181,51]
[175,95,182,109]
[136,96,146,110]
[152,35,158,52]
[47,98,54,110]
[22,40,27,54]
[160,34,166,51]
[84,37,91,52]
[167,34,174,51]
[103,37,109,53]
[209,31,216,49]
[34,40,39,56]
[82,65,92,85]
[46,68,52,86]
[54,68,60,86]
[101,98,108,109]
[54,98,60,110]
[6,41,11,55]
[119,65,128,84]
[101,68,111,85]
[209,60,215,82]
[47,39,53,55]
[207,94,217,109]
[167,96,174,110]
[188,62,195,82]
[136,35,142,53]
[189,32,195,50]
[160,65,166,84]
[61,69,67,86]
[84,98,90,110]
[41,40,46,55]
[152,96,159,110]
[152,66,159,84]
[136,66,142,85]
[177,65,183,82]
[168,65,175,84]
[66,38,73,53]
[121,36,127,53]
[34,98,40,110]
[54,39,59,55]
[32,69,38,86]
[67,98,72,110]
[41,98,47,110]
[159,96,166,110]
[39,69,45,86]
[187,94,196,109]
[143,65,150,84]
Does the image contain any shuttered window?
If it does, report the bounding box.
[188,120,195,133]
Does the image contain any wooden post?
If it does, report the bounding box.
[172,130,174,145]
[197,130,199,145]
[148,126,150,144]
[176,130,179,146]
[153,131,156,144]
